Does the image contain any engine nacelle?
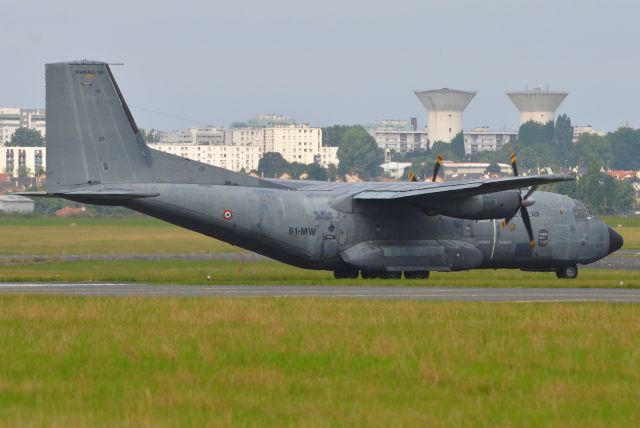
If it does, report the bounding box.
[423,190,520,220]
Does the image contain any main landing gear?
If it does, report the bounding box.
[556,265,578,279]
[333,270,430,280]
[333,269,359,279]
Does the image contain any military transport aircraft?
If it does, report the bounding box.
[19,61,623,280]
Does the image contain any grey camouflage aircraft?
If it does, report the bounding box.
[20,61,623,280]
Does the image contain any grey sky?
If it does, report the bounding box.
[3,0,639,131]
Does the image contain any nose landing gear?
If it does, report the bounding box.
[556,265,578,279]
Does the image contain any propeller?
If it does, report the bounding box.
[501,152,537,249]
[432,155,444,182]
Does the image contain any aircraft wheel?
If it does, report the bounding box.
[361,270,380,279]
[556,265,578,279]
[382,271,401,280]
[334,269,359,279]
[416,271,430,279]
[404,271,429,279]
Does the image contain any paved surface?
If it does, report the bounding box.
[0,283,639,302]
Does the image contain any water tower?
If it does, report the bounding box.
[414,88,476,143]
[506,87,568,125]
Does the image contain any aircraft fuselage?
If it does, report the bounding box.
[116,184,618,275]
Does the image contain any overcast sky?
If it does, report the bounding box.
[3,0,639,131]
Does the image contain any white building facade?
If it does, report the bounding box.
[366,119,428,155]
[159,127,226,145]
[229,128,266,146]
[267,124,323,164]
[463,127,518,155]
[572,125,606,143]
[149,143,264,172]
[0,146,46,176]
[319,146,339,168]
[0,108,46,145]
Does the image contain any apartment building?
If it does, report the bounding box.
[366,119,429,154]
[0,146,46,176]
[267,124,323,164]
[149,143,263,172]
[463,127,518,155]
[159,127,226,145]
[0,108,46,145]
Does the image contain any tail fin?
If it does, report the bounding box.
[45,61,274,192]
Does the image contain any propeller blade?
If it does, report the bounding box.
[432,155,443,182]
[520,206,536,248]
[522,185,537,201]
[408,171,418,182]
[500,211,517,228]
[510,152,519,177]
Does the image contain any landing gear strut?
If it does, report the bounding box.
[556,265,578,279]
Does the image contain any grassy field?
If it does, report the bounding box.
[0,297,638,426]
[0,216,239,255]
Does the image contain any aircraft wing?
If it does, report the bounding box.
[302,174,575,202]
[351,174,573,201]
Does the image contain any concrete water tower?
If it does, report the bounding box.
[506,87,568,125]
[414,88,476,143]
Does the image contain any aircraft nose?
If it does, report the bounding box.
[608,227,624,254]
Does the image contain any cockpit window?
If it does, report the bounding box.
[573,202,588,219]
[574,202,596,220]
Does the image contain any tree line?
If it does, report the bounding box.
[393,115,639,214]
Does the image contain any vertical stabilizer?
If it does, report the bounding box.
[45,61,275,192]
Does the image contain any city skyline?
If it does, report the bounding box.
[2,0,638,132]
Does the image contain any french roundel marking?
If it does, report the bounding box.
[223,209,233,220]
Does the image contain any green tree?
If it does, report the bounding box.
[554,114,573,162]
[336,126,384,178]
[567,134,612,168]
[518,120,555,146]
[257,152,289,178]
[327,164,339,181]
[322,125,352,147]
[609,127,640,170]
[303,163,328,181]
[7,128,45,147]
[550,162,635,214]
[450,132,466,159]
[17,165,33,177]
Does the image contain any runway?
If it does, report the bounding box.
[0,283,639,302]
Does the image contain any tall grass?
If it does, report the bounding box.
[0,297,638,426]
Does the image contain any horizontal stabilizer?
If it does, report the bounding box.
[14,189,159,201]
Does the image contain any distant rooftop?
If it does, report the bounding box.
[232,114,297,128]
